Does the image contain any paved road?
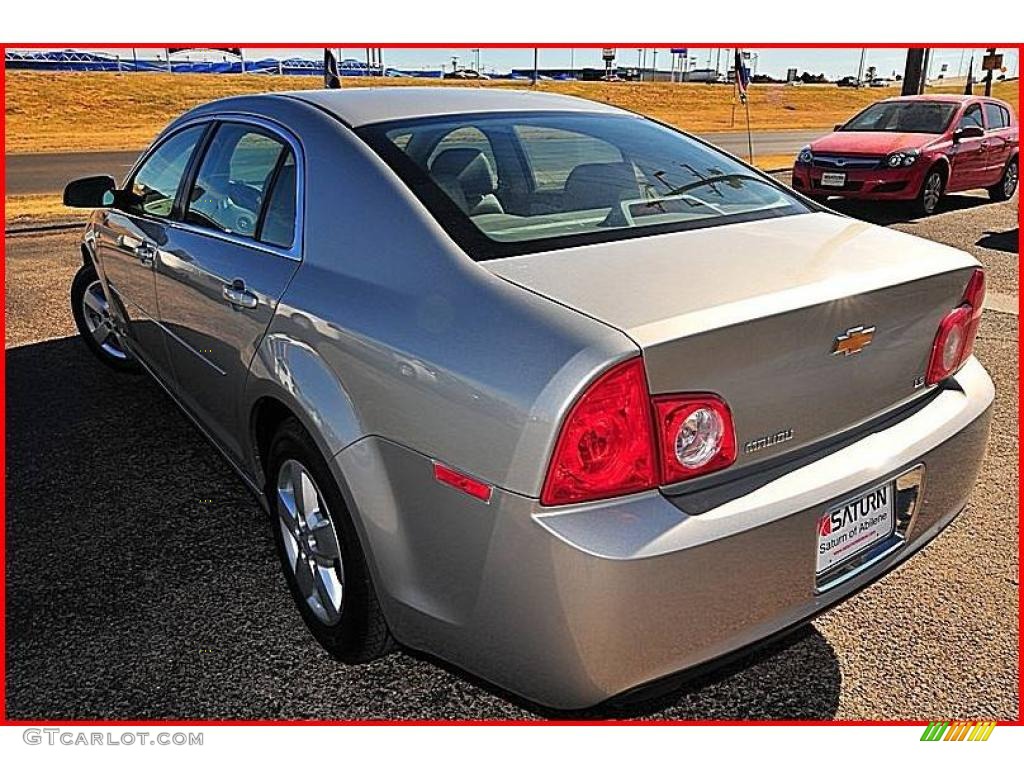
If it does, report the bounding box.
[4,130,821,196]
[4,187,1018,719]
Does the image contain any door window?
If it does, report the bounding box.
[127,125,206,218]
[983,103,1008,130]
[185,124,293,242]
[959,104,984,131]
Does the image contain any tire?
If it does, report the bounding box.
[70,263,140,372]
[267,417,395,662]
[911,168,945,217]
[988,156,1018,202]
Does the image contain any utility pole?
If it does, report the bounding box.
[856,47,867,86]
[569,48,574,79]
[532,47,539,86]
[920,48,931,93]
[652,49,658,79]
[902,48,926,96]
[637,48,643,80]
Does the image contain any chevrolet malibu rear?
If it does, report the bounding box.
[67,89,994,710]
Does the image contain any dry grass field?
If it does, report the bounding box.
[6,70,1018,154]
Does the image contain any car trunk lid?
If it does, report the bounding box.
[485,212,978,482]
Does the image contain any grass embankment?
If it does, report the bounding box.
[5,70,1018,223]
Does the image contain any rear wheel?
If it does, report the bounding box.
[268,417,394,662]
[988,156,1018,202]
[70,263,139,372]
[912,168,944,217]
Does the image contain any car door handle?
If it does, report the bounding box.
[134,242,157,266]
[222,281,258,310]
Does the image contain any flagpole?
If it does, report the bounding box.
[745,99,754,163]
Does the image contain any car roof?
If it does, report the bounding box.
[882,93,996,104]
[277,86,629,127]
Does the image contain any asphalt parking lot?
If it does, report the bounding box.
[4,190,1019,721]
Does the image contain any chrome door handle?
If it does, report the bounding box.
[135,242,156,266]
[222,281,258,310]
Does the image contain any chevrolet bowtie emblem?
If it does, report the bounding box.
[832,325,876,356]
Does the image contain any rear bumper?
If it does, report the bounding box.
[792,162,926,200]
[336,358,994,710]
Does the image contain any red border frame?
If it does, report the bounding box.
[0,43,1021,728]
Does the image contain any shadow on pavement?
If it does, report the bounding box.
[827,193,995,226]
[5,336,841,721]
[976,228,1019,254]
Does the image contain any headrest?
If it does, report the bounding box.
[430,148,497,199]
[563,162,639,210]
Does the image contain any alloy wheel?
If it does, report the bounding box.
[81,280,129,360]
[1004,161,1018,198]
[922,172,942,214]
[276,459,345,625]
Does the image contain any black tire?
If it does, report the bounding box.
[911,167,945,217]
[267,417,395,662]
[70,263,140,373]
[988,156,1018,202]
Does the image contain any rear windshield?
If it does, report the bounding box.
[840,101,958,134]
[357,112,810,260]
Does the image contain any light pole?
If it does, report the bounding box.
[532,48,539,86]
[652,49,658,79]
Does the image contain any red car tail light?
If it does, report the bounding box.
[925,268,986,386]
[540,357,738,506]
[653,395,737,484]
[540,357,657,506]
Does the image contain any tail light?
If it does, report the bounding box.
[540,357,736,506]
[540,358,656,506]
[925,268,985,386]
[653,395,737,484]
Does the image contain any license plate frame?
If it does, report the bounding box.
[816,480,896,576]
[820,172,847,188]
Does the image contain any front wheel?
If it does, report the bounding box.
[988,156,1018,202]
[912,168,944,217]
[70,263,139,372]
[268,417,395,662]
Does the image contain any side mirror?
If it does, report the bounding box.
[63,175,117,208]
[833,123,844,131]
[953,125,984,142]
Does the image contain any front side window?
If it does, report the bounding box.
[127,125,206,218]
[358,112,809,259]
[983,103,1007,130]
[959,104,984,130]
[841,101,958,134]
[185,124,294,243]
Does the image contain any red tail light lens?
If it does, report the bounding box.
[540,357,657,506]
[925,268,985,386]
[540,358,737,505]
[653,395,737,484]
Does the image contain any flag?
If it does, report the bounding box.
[964,54,974,95]
[324,48,341,89]
[734,49,750,103]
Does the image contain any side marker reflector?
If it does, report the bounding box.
[433,462,493,503]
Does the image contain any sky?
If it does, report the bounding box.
[22,47,1020,80]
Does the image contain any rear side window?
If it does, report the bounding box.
[960,104,984,130]
[127,125,206,218]
[260,152,297,248]
[983,103,1008,129]
[185,124,294,244]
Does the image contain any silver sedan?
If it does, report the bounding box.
[64,87,994,709]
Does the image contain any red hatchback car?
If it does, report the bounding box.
[792,94,1018,216]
